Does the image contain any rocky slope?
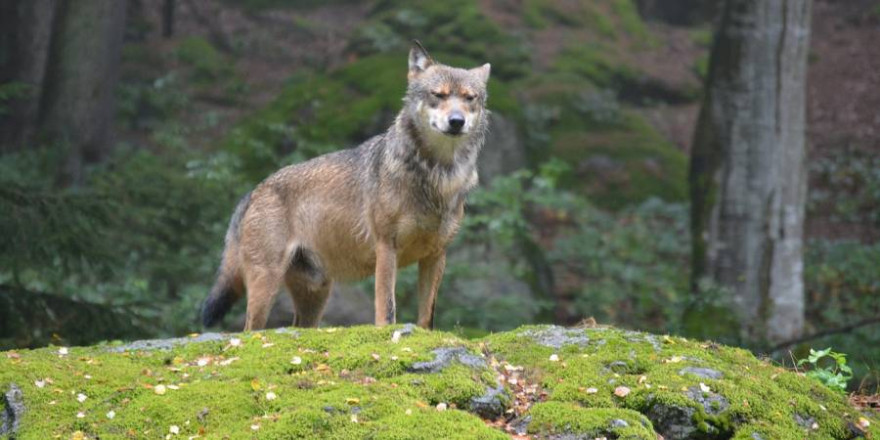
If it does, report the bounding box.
[2,325,877,439]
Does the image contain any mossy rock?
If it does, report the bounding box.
[550,115,688,209]
[1,326,877,439]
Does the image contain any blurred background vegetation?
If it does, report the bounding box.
[1,0,878,391]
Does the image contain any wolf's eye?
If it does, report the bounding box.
[464,94,476,102]
[431,91,448,99]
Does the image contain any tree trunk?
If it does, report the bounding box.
[162,0,175,38]
[689,0,811,345]
[0,0,59,152]
[38,0,128,185]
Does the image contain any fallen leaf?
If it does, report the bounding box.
[371,353,381,361]
[266,392,277,401]
[392,330,403,343]
[346,397,360,405]
[291,356,303,365]
[614,386,630,397]
[858,417,871,429]
[699,383,711,393]
[106,410,116,419]
[154,385,167,395]
[586,387,598,394]
[35,380,46,388]
[250,424,260,431]
[59,347,69,355]
[436,403,447,411]
[250,379,261,391]
[71,431,85,440]
[76,393,87,403]
[549,354,560,362]
[76,411,85,419]
[170,425,180,435]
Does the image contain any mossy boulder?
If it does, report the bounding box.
[1,326,877,439]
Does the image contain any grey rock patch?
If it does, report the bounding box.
[645,401,699,440]
[480,113,527,184]
[107,333,228,352]
[1,384,25,437]
[469,385,509,419]
[608,360,631,374]
[408,347,486,373]
[394,323,416,339]
[623,331,662,352]
[685,386,729,415]
[679,367,723,380]
[508,415,531,436]
[751,433,765,440]
[610,418,629,428]
[794,413,816,430]
[520,326,590,349]
[274,327,300,337]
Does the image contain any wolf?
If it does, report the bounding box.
[201,41,491,330]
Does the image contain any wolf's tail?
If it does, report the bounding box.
[202,192,252,327]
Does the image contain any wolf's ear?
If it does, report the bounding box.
[408,40,434,78]
[472,63,491,84]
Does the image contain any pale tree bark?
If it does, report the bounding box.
[38,0,128,185]
[0,0,59,152]
[689,0,811,345]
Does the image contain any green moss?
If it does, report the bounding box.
[548,114,688,209]
[2,326,877,439]
[174,37,234,86]
[0,326,507,439]
[482,325,880,439]
[350,0,530,80]
[528,402,656,439]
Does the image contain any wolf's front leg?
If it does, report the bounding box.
[417,251,446,329]
[374,240,397,325]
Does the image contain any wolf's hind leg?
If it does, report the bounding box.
[286,277,332,328]
[285,246,331,328]
[243,266,283,331]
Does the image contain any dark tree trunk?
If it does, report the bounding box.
[689,0,812,345]
[162,0,175,38]
[38,0,128,185]
[0,0,59,153]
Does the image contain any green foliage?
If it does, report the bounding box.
[797,348,853,392]
[117,73,190,130]
[218,0,361,11]
[0,144,247,342]
[350,0,530,80]
[174,37,235,85]
[809,149,880,227]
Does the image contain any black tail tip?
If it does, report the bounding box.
[201,289,235,327]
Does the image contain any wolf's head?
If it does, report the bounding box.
[404,41,491,144]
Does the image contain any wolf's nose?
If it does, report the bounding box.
[448,113,465,132]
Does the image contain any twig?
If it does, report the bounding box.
[770,316,880,352]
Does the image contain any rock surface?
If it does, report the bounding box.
[1,384,24,437]
[0,325,877,439]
